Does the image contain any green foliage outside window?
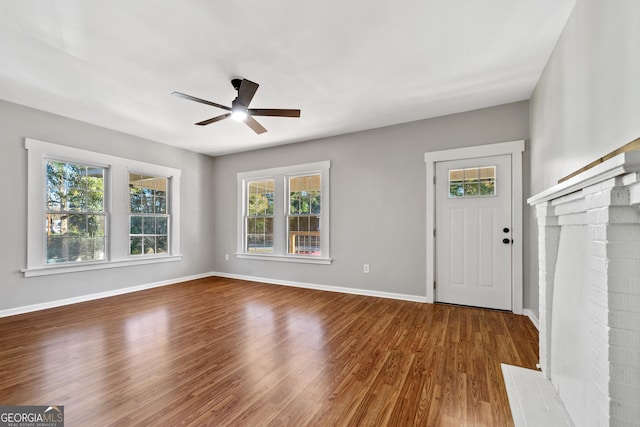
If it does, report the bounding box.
[46,161,106,263]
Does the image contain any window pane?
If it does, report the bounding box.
[130,187,143,212]
[130,216,142,234]
[130,236,142,255]
[480,180,495,195]
[480,166,495,179]
[448,166,496,198]
[46,213,106,263]
[143,217,155,234]
[246,217,273,253]
[129,173,171,256]
[144,236,156,254]
[288,215,320,255]
[449,183,464,198]
[46,160,105,213]
[247,179,274,216]
[287,175,321,256]
[464,181,479,196]
[289,175,320,215]
[155,217,168,235]
[156,236,168,254]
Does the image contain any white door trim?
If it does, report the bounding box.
[424,140,525,314]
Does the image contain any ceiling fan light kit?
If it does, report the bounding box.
[172,78,301,134]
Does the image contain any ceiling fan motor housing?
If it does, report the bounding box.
[231,78,243,91]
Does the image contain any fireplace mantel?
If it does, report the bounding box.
[528,151,640,426]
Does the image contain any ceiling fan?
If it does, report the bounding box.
[172,78,301,134]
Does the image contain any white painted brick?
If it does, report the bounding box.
[601,225,640,242]
[590,271,610,292]
[533,162,640,427]
[591,363,611,399]
[610,364,640,385]
[552,190,584,205]
[610,346,640,366]
[609,292,640,312]
[589,296,609,319]
[553,198,586,215]
[592,306,611,331]
[537,216,560,227]
[590,315,610,338]
[610,399,640,424]
[610,382,640,404]
[605,240,640,259]
[629,183,640,207]
[606,258,640,278]
[606,276,640,296]
[609,311,640,331]
[592,334,611,366]
[621,172,640,187]
[585,187,631,209]
[588,240,608,257]
[581,177,619,195]
[590,255,608,274]
[610,328,640,350]
[588,395,609,427]
[587,206,640,225]
[557,212,587,225]
[589,224,608,241]
[609,207,640,224]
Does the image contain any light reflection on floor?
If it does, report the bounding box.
[242,300,328,399]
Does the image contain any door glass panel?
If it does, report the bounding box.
[448,166,496,198]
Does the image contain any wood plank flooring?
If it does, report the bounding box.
[0,277,538,426]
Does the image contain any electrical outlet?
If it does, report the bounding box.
[363,264,370,274]
[225,254,229,261]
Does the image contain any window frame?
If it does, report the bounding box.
[128,172,171,256]
[236,161,331,265]
[45,159,109,265]
[244,178,275,254]
[24,138,182,277]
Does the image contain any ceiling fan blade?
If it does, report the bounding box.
[248,108,301,118]
[244,116,267,134]
[196,113,231,126]
[236,79,259,107]
[172,92,231,111]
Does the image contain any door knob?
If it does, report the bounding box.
[503,227,510,233]
[502,238,511,244]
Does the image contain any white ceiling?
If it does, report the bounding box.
[0,0,575,156]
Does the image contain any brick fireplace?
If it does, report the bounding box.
[528,151,640,426]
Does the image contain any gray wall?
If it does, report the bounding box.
[528,0,640,316]
[0,99,216,311]
[212,101,530,301]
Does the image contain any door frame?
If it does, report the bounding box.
[424,140,525,314]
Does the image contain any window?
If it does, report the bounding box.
[245,179,274,253]
[46,160,107,263]
[288,175,321,255]
[24,138,182,277]
[448,166,496,198]
[237,161,331,264]
[129,173,169,255]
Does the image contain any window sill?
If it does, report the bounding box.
[22,255,182,277]
[235,253,332,265]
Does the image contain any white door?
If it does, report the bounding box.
[435,154,512,310]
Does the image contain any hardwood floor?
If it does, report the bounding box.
[0,277,538,426]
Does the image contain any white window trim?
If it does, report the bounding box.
[23,138,182,277]
[236,161,331,265]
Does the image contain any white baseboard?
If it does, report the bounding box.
[212,272,429,303]
[523,308,539,330]
[0,272,214,318]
